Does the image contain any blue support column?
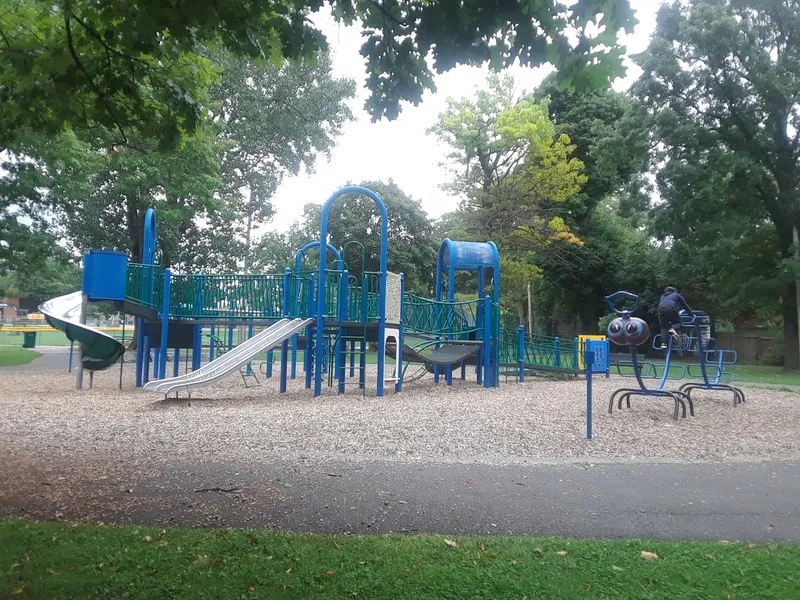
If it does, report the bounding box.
[305,274,315,390]
[585,347,594,440]
[227,324,234,352]
[192,325,202,371]
[376,271,386,397]
[192,279,204,371]
[158,268,171,379]
[518,326,525,383]
[337,271,348,394]
[173,349,179,377]
[154,348,161,379]
[483,295,491,388]
[266,350,274,378]
[360,274,367,389]
[280,268,291,393]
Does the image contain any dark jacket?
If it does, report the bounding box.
[659,292,693,316]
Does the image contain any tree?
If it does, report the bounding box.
[650,141,784,327]
[0,0,636,148]
[288,180,438,294]
[431,74,586,317]
[515,80,653,333]
[0,49,354,271]
[210,49,355,271]
[633,0,800,368]
[532,203,666,336]
[536,76,651,221]
[0,256,81,300]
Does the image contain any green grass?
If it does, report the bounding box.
[0,329,133,347]
[614,361,800,387]
[1,520,798,599]
[0,347,42,367]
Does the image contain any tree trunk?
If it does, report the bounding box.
[783,280,800,370]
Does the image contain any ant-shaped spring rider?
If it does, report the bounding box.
[605,291,693,421]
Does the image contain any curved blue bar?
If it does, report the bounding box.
[316,186,389,397]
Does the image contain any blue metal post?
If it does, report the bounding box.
[585,345,594,440]
[316,186,388,397]
[518,326,525,383]
[158,268,171,379]
[280,268,291,393]
[227,324,234,351]
[192,279,204,371]
[360,274,367,389]
[68,341,74,374]
[337,270,348,394]
[483,295,491,388]
[173,349,179,377]
[266,350,273,378]
[376,270,386,397]
[305,273,315,390]
[192,325,202,371]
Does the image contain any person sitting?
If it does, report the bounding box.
[658,286,693,350]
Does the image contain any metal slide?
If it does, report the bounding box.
[143,318,314,395]
[39,292,126,370]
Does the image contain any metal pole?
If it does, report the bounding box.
[585,346,594,440]
[75,294,88,390]
[119,313,126,389]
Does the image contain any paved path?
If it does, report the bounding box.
[4,455,798,542]
[0,346,71,373]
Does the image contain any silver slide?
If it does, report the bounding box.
[143,318,314,395]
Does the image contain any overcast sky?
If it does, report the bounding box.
[265,0,662,233]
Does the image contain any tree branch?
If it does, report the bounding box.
[70,13,149,69]
[63,1,128,146]
[366,0,405,27]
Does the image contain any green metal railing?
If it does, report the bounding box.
[125,263,164,310]
[403,294,482,336]
[169,273,284,319]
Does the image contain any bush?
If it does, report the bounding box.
[757,328,784,366]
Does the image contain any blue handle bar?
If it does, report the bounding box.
[604,291,640,315]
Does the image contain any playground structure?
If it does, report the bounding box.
[38,186,610,396]
[606,290,745,421]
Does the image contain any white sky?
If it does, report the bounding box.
[265,0,661,232]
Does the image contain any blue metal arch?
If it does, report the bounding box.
[142,208,157,265]
[315,186,389,397]
[436,239,500,303]
[295,241,343,273]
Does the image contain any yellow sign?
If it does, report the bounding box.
[578,335,607,369]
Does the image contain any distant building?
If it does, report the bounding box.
[0,297,22,321]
